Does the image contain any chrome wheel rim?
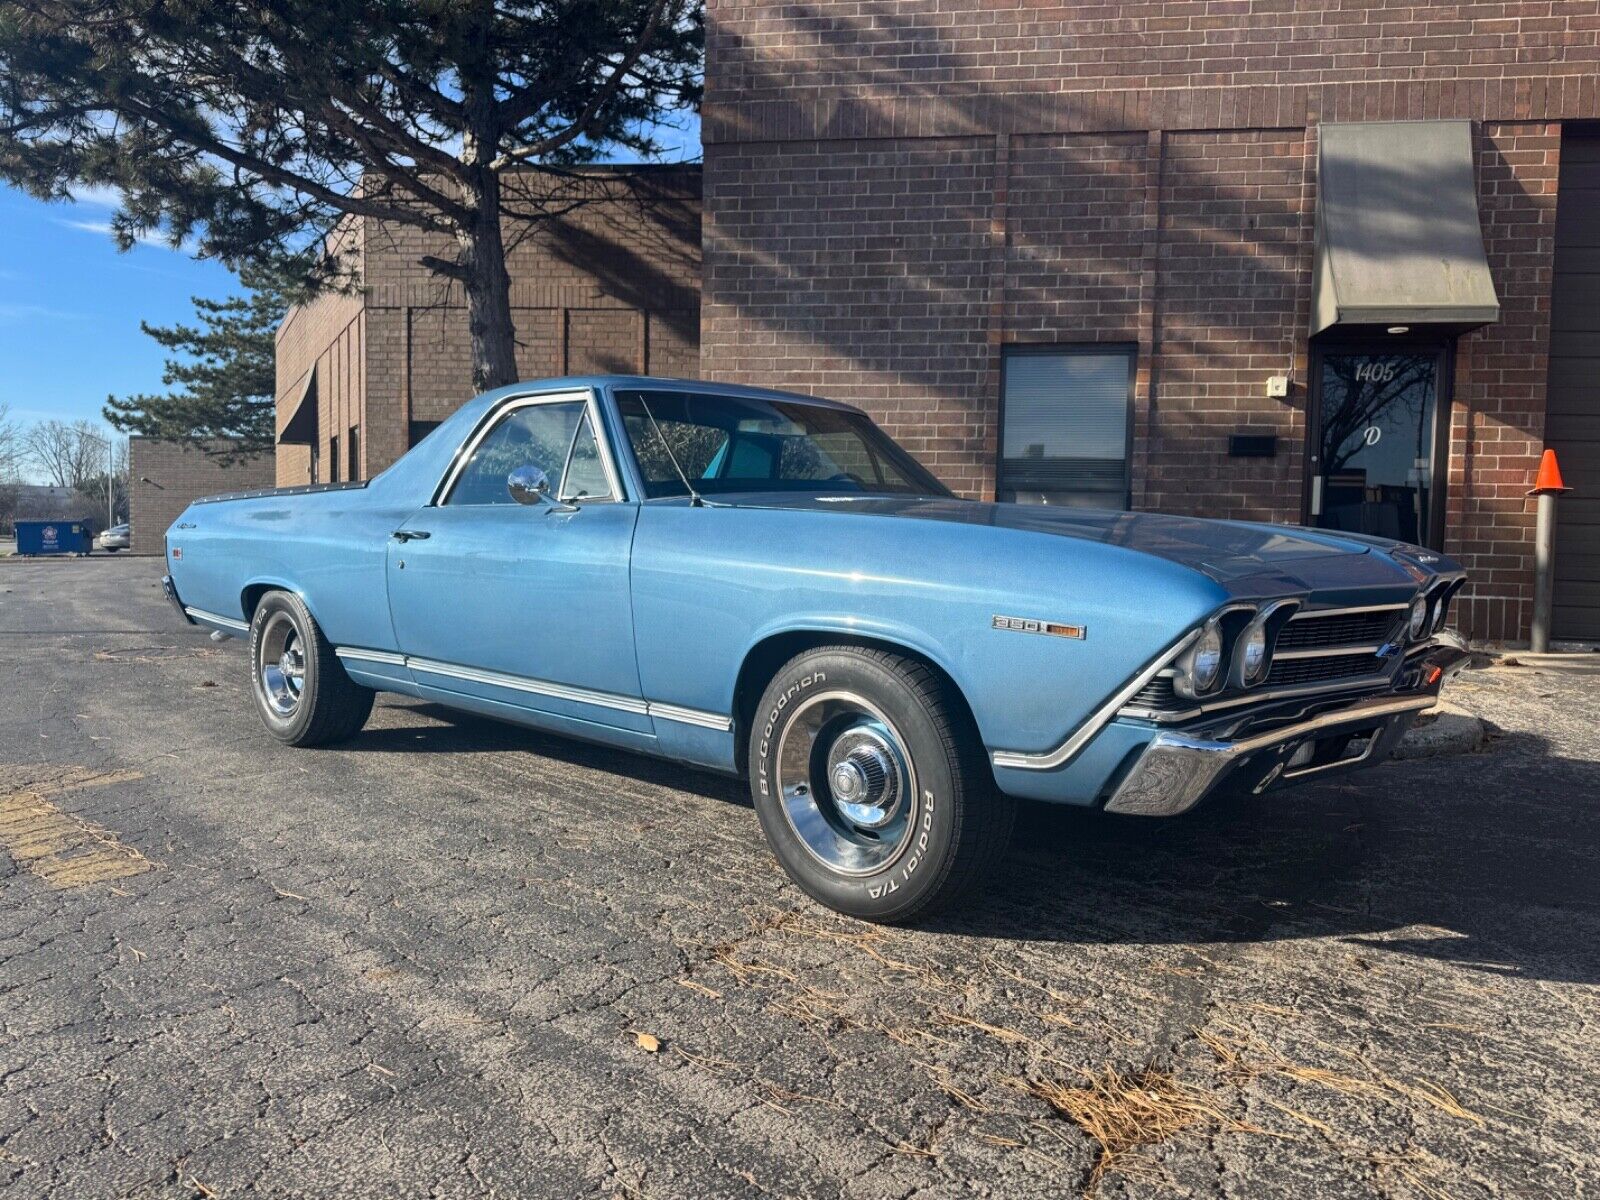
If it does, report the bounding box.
[775,690,919,876]
[256,612,306,717]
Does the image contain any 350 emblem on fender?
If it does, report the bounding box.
[991,614,1086,640]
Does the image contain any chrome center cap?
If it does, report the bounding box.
[830,744,894,828]
[831,760,867,802]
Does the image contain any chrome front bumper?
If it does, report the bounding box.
[1103,637,1471,817]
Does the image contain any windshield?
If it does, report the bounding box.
[615,390,950,500]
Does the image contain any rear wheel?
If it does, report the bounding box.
[248,590,373,746]
[748,646,1014,923]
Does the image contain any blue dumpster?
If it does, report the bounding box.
[15,520,94,556]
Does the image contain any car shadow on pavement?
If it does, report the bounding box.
[930,729,1600,986]
[347,699,751,806]
[348,704,1599,986]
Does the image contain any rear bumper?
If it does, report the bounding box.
[161,574,195,625]
[1103,636,1471,816]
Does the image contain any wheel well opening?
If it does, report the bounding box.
[731,632,986,779]
[240,584,276,623]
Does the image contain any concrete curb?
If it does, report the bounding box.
[1393,701,1487,760]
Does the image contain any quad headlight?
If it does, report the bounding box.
[1431,593,1449,633]
[1174,621,1226,699]
[1238,622,1270,685]
[1406,596,1429,640]
[1191,623,1224,691]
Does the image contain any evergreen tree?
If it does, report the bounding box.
[104,260,297,461]
[0,1,701,391]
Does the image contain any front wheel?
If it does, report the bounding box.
[248,590,374,746]
[748,646,1014,923]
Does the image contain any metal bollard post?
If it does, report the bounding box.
[1527,449,1571,654]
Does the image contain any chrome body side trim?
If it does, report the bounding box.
[646,702,736,732]
[991,627,1203,771]
[333,648,734,732]
[335,647,407,667]
[407,655,652,714]
[185,606,249,633]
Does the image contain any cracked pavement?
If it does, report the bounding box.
[1,557,1597,1198]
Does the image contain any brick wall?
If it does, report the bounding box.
[276,167,702,485]
[1143,129,1312,521]
[274,300,364,486]
[703,0,1594,643]
[1447,122,1562,643]
[704,137,999,495]
[127,439,275,555]
[705,1,1600,144]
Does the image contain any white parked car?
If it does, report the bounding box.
[97,523,130,552]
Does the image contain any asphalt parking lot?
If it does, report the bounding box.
[2,557,1597,1199]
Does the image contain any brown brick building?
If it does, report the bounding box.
[700,2,1600,644]
[275,167,701,487]
[127,438,275,555]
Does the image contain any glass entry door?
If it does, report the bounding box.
[1308,346,1449,547]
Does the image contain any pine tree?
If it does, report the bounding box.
[103,259,302,461]
[0,1,701,391]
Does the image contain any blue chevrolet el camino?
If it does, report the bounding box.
[163,377,1469,921]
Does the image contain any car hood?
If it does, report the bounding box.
[717,493,1416,584]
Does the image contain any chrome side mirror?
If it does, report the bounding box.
[507,464,555,506]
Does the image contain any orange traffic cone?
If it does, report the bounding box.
[1528,448,1572,496]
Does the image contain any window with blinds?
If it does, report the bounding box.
[998,347,1134,510]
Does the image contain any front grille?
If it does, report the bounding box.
[1121,601,1409,720]
[1128,677,1179,710]
[1265,650,1388,688]
[1276,609,1400,652]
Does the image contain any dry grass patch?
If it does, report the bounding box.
[1006,1066,1234,1193]
[1198,1021,1482,1125]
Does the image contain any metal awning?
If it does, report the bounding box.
[278,369,318,445]
[1311,121,1500,336]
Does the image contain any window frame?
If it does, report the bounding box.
[431,388,626,507]
[996,344,1137,511]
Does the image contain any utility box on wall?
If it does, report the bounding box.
[16,520,93,556]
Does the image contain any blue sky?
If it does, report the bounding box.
[0,113,701,478]
[0,185,239,436]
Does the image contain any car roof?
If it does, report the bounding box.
[472,375,866,416]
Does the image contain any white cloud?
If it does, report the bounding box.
[66,184,123,209]
[53,216,186,251]
[0,302,85,323]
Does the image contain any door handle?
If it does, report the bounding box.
[391,529,431,542]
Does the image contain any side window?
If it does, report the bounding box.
[446,401,591,506]
[560,412,612,500]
